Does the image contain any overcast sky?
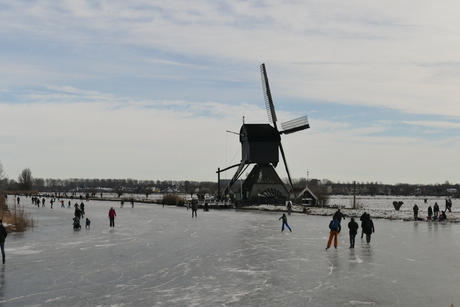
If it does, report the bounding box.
[1,1,460,185]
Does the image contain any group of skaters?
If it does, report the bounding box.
[325,209,374,250]
[278,208,375,250]
[119,198,135,208]
[72,202,90,230]
[413,198,452,221]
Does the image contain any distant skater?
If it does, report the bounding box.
[68,201,71,208]
[61,200,65,208]
[413,204,419,221]
[348,217,359,249]
[80,202,85,217]
[130,198,134,208]
[326,218,341,250]
[85,218,91,229]
[108,207,117,227]
[191,200,197,218]
[363,218,375,244]
[0,219,7,264]
[360,212,370,239]
[120,200,124,208]
[433,202,440,216]
[427,205,433,220]
[286,201,292,215]
[279,213,292,232]
[75,206,82,219]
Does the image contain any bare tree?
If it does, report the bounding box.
[144,187,153,198]
[18,168,34,190]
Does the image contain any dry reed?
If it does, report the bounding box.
[0,192,36,232]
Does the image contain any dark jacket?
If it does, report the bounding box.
[333,210,345,222]
[362,219,375,235]
[348,220,359,235]
[0,225,7,243]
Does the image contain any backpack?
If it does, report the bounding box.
[330,219,339,230]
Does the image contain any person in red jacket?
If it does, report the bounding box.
[108,207,117,227]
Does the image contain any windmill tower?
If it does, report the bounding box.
[217,63,310,204]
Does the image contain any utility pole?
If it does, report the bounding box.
[217,168,221,200]
[353,181,356,209]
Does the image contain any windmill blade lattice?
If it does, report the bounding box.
[260,63,278,127]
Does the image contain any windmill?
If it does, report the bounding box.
[217,63,310,204]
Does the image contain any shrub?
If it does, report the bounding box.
[162,194,184,205]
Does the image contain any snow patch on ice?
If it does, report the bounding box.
[8,246,42,255]
[346,301,376,305]
[349,255,363,264]
[44,296,66,303]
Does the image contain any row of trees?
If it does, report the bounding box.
[1,161,458,198]
[0,163,34,191]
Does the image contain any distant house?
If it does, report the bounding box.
[290,187,318,206]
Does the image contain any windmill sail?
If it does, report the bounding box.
[279,142,297,200]
[260,63,278,127]
[280,115,310,135]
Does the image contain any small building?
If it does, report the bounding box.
[290,187,318,206]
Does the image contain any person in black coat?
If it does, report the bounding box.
[360,212,370,239]
[333,209,345,225]
[362,218,375,244]
[348,217,359,249]
[0,219,8,264]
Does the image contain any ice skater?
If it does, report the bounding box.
[191,200,198,218]
[279,213,292,232]
[85,218,91,229]
[333,209,345,225]
[362,218,375,243]
[326,218,341,250]
[80,202,85,217]
[108,207,117,227]
[348,217,359,249]
[413,204,419,220]
[286,201,292,215]
[0,219,7,264]
[433,202,440,216]
[360,211,370,239]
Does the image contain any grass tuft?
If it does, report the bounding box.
[0,192,35,232]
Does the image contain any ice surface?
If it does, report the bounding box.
[1,196,459,306]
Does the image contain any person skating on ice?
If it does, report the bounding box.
[326,218,341,250]
[279,213,292,232]
[348,217,359,249]
[108,207,117,227]
[0,219,7,264]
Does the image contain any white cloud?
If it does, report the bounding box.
[1,1,460,184]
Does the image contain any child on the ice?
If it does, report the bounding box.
[279,214,292,232]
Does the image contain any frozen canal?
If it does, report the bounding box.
[1,197,459,306]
